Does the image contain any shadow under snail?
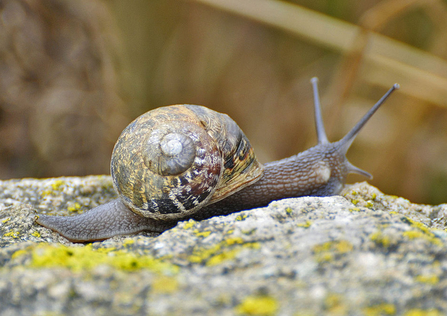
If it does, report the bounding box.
[36,78,399,243]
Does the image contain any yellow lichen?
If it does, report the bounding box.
[335,240,353,253]
[3,231,20,238]
[40,190,53,197]
[67,202,82,212]
[297,221,312,228]
[51,180,65,190]
[314,240,353,254]
[151,275,179,294]
[1,217,10,223]
[11,249,28,260]
[188,244,222,264]
[404,309,442,316]
[235,295,278,315]
[13,244,178,274]
[182,221,196,230]
[193,230,211,238]
[370,231,391,248]
[403,231,442,247]
[415,274,439,285]
[363,303,396,316]
[123,239,135,246]
[405,218,432,235]
[226,237,244,245]
[313,240,353,263]
[206,248,240,266]
[401,218,443,246]
[188,241,259,266]
[365,201,374,208]
[285,207,293,214]
[349,207,361,212]
[31,231,41,238]
[235,214,247,221]
[324,294,347,315]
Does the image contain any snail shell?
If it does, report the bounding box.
[111,104,264,221]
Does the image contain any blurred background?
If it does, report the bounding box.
[1,0,447,205]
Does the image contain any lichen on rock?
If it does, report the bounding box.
[1,177,447,315]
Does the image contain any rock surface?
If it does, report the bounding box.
[1,177,447,316]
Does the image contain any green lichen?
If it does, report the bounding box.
[363,303,396,316]
[13,244,178,274]
[235,295,278,315]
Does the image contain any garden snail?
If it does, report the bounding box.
[36,78,399,242]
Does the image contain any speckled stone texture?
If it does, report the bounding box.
[1,177,447,316]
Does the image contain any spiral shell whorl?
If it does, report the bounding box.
[111,105,263,221]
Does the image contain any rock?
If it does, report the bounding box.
[1,177,447,315]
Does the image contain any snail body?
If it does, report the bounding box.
[37,78,399,242]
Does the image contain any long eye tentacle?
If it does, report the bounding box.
[337,83,400,155]
[311,77,329,145]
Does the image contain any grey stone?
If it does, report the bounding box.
[1,177,447,315]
